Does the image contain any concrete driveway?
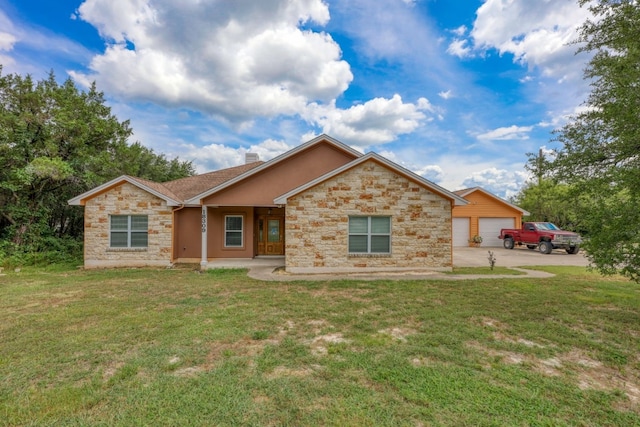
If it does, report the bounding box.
[454,246,590,268]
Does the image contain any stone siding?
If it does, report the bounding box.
[285,160,452,273]
[83,183,173,268]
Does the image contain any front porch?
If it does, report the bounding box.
[194,206,285,268]
[201,256,285,270]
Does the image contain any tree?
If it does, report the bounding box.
[0,68,194,261]
[511,179,586,232]
[535,1,640,281]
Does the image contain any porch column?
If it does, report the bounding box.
[200,206,208,268]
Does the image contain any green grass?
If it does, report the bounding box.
[1,266,639,426]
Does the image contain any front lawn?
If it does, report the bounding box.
[1,265,638,426]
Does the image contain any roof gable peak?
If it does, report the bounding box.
[184,135,362,204]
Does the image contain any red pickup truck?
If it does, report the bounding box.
[498,222,582,254]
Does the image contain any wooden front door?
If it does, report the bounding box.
[256,216,284,255]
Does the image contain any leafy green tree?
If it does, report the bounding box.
[0,68,193,262]
[512,179,585,231]
[535,1,640,281]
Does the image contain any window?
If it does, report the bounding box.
[348,216,391,254]
[225,215,243,247]
[110,215,148,248]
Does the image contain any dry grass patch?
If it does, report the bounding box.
[306,333,350,356]
[467,340,639,407]
[265,366,316,380]
[378,327,416,343]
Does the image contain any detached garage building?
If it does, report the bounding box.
[452,187,530,247]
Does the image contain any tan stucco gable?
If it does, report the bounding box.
[186,134,363,205]
[199,138,362,206]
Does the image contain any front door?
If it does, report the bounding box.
[256,215,284,255]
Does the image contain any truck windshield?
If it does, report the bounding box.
[536,222,559,230]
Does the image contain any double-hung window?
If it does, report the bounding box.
[225,215,243,247]
[110,215,148,248]
[348,216,391,254]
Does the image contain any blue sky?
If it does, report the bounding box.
[0,0,593,198]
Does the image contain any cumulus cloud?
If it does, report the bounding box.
[71,0,352,123]
[414,164,444,183]
[447,38,472,58]
[476,125,533,141]
[460,167,529,199]
[67,0,437,145]
[303,94,434,148]
[179,138,293,173]
[378,149,444,184]
[470,0,591,80]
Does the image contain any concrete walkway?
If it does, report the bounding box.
[205,246,589,281]
[247,265,556,281]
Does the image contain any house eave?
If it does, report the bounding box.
[67,175,182,207]
[455,186,529,215]
[274,152,469,206]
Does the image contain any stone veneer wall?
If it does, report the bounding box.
[285,160,452,273]
[83,182,173,268]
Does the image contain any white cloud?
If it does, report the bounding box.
[470,0,591,81]
[178,138,293,173]
[0,31,16,50]
[71,0,352,123]
[246,138,293,162]
[447,38,472,58]
[0,29,16,66]
[438,90,452,100]
[67,0,437,145]
[538,104,592,128]
[414,164,444,183]
[476,125,533,141]
[378,149,444,184]
[304,94,433,148]
[460,167,530,199]
[452,25,467,37]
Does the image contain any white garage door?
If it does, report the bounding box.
[479,218,515,247]
[452,217,470,247]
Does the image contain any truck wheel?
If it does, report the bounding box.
[503,237,514,250]
[526,245,536,250]
[566,245,580,254]
[539,241,552,254]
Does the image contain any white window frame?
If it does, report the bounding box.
[224,215,244,248]
[348,216,391,254]
[110,215,148,248]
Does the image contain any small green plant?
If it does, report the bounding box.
[487,250,496,270]
[251,330,269,340]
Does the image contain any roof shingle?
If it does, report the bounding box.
[162,161,264,201]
